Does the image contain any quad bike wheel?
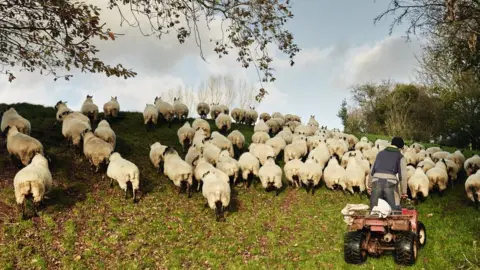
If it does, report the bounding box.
[417,221,426,247]
[344,231,367,264]
[394,232,418,266]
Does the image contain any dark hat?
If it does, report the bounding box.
[391,136,405,149]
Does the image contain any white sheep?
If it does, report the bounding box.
[197,102,210,119]
[404,148,419,166]
[284,139,308,163]
[201,170,231,221]
[245,107,258,126]
[284,159,304,188]
[252,131,270,144]
[415,150,430,163]
[258,156,283,195]
[163,147,193,197]
[375,139,389,151]
[259,112,271,122]
[238,152,260,186]
[266,137,287,158]
[307,142,330,169]
[209,103,220,119]
[202,141,222,165]
[329,138,349,159]
[150,142,167,172]
[447,150,466,170]
[426,160,449,194]
[219,104,229,115]
[250,143,276,165]
[54,101,90,126]
[107,152,140,203]
[254,119,270,133]
[408,167,430,201]
[13,153,52,218]
[80,95,99,123]
[185,146,201,167]
[323,156,347,191]
[82,131,113,172]
[345,134,359,150]
[417,157,436,173]
[94,120,116,149]
[406,165,416,181]
[143,104,159,131]
[177,122,195,152]
[307,136,326,152]
[432,151,451,163]
[271,112,284,119]
[103,96,120,118]
[425,146,442,155]
[215,113,232,134]
[61,111,92,148]
[1,107,31,135]
[465,170,480,208]
[210,131,234,157]
[231,108,246,124]
[284,121,301,133]
[344,154,366,194]
[300,158,323,194]
[465,154,480,176]
[265,118,281,135]
[192,118,211,137]
[275,129,293,144]
[154,97,175,128]
[272,117,285,128]
[355,139,372,153]
[445,159,460,186]
[410,143,425,153]
[294,124,313,136]
[216,150,240,185]
[6,126,43,166]
[194,157,215,187]
[227,130,245,152]
[173,97,189,123]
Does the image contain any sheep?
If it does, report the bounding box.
[94,120,116,149]
[294,124,313,136]
[259,112,271,122]
[185,146,201,167]
[219,104,229,115]
[410,143,425,153]
[215,113,232,134]
[426,160,449,194]
[252,131,270,144]
[210,103,222,119]
[197,102,210,119]
[417,157,436,173]
[272,117,285,128]
[258,156,283,195]
[192,118,211,137]
[54,101,90,126]
[143,104,159,131]
[445,159,460,186]
[150,142,167,172]
[201,170,231,221]
[284,114,300,123]
[250,143,276,166]
[163,147,193,197]
[245,107,258,126]
[406,165,416,181]
[6,126,43,166]
[231,108,246,123]
[80,95,99,123]
[107,152,140,203]
[216,150,240,185]
[1,107,31,135]
[61,111,92,148]
[329,138,349,159]
[408,167,430,202]
[192,131,208,153]
[308,141,331,168]
[345,134,359,150]
[154,97,175,128]
[209,131,234,156]
[173,97,189,123]
[355,139,372,153]
[465,170,480,209]
[177,122,195,153]
[82,131,113,172]
[447,150,466,170]
[266,118,281,135]
[275,129,293,144]
[238,152,260,187]
[404,148,419,167]
[375,139,389,151]
[415,150,430,163]
[284,121,301,133]
[307,136,326,152]
[202,141,222,165]
[465,154,480,176]
[284,138,308,163]
[323,156,347,191]
[271,112,284,119]
[344,154,366,195]
[13,153,52,218]
[227,130,245,154]
[103,96,120,118]
[426,146,442,155]
[300,158,323,194]
[266,137,287,158]
[284,159,304,188]
[254,119,270,133]
[307,115,319,133]
[432,151,451,163]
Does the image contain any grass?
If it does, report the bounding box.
[0,102,479,269]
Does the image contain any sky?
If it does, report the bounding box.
[0,0,423,129]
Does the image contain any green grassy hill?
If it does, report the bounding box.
[0,103,479,269]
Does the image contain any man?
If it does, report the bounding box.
[367,136,408,210]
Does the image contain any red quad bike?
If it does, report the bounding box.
[343,207,426,266]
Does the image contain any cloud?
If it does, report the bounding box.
[331,35,423,89]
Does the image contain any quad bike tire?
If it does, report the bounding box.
[394,232,418,266]
[417,221,426,247]
[344,231,367,264]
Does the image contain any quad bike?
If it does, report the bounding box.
[343,204,426,266]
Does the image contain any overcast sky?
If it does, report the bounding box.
[0,0,422,129]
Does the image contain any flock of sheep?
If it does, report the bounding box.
[1,95,480,221]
